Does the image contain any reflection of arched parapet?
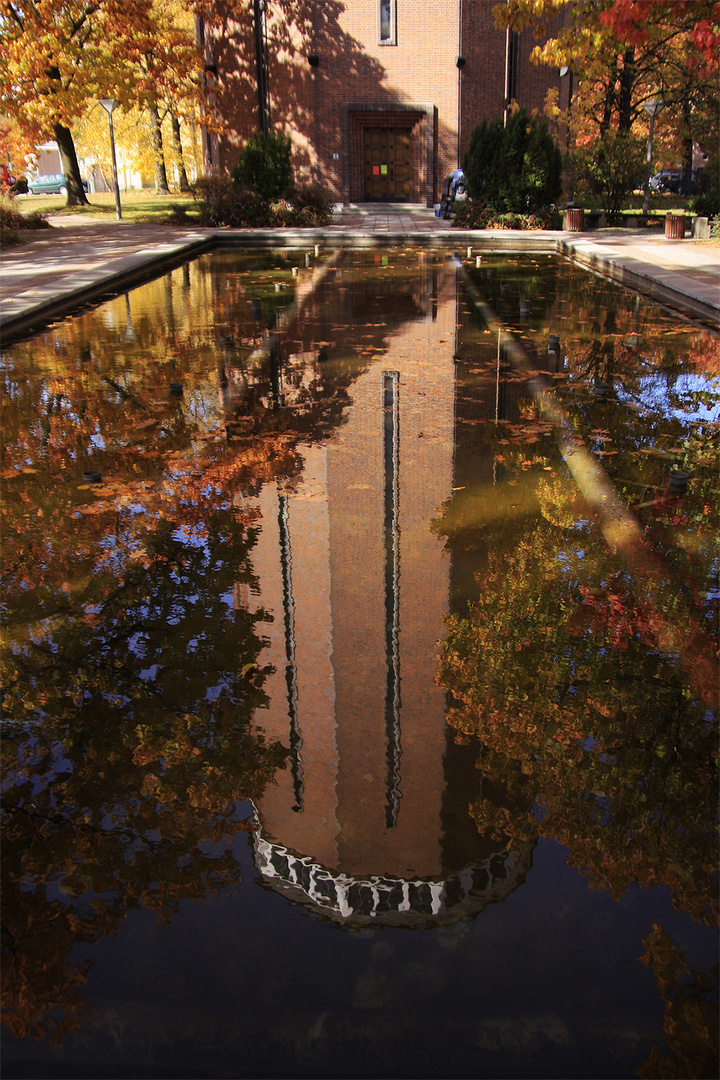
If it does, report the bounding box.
[252,830,536,929]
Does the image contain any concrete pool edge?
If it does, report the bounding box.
[1,228,717,342]
[0,232,215,341]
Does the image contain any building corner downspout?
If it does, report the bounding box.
[458,0,463,169]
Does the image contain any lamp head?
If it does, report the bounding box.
[642,98,665,118]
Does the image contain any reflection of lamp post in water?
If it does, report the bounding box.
[98,99,122,221]
[642,98,665,217]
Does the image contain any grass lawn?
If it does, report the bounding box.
[13,189,201,225]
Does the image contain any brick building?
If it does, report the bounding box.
[198,0,570,206]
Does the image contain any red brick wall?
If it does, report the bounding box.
[203,1,566,204]
[459,0,568,164]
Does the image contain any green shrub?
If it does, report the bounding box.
[231,131,293,200]
[574,131,645,219]
[463,108,562,214]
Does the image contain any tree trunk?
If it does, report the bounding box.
[149,103,170,195]
[53,123,89,206]
[170,112,191,192]
[680,98,695,196]
[600,60,617,135]
[681,134,693,196]
[617,48,636,133]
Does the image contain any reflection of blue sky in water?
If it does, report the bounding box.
[616,372,720,424]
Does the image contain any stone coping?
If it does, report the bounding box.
[1,227,717,343]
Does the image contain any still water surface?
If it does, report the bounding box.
[1,250,718,1078]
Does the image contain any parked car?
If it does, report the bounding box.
[28,173,89,195]
[436,169,468,219]
[649,170,683,194]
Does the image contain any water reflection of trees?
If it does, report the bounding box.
[0,481,291,1042]
[1,250,444,1046]
[468,255,720,501]
[637,924,719,1079]
[436,478,718,931]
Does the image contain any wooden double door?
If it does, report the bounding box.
[363,127,412,201]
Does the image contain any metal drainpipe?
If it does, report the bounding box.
[458,0,463,168]
[253,0,269,136]
[504,26,511,127]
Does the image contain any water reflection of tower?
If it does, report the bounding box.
[241,260,533,924]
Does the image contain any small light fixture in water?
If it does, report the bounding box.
[83,470,102,483]
[548,335,560,353]
[668,468,690,494]
[594,382,610,400]
[519,299,531,318]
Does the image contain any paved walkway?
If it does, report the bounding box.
[1,204,717,340]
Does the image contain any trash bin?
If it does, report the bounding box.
[665,213,685,239]
[566,208,585,232]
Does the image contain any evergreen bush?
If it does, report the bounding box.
[231,131,293,200]
[463,108,562,214]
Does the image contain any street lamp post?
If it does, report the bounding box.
[642,98,665,217]
[98,99,122,221]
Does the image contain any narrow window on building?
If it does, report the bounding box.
[379,0,396,45]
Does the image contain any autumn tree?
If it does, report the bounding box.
[496,0,719,195]
[599,1,720,192]
[0,1,160,205]
[130,0,203,194]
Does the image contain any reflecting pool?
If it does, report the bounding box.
[1,250,718,1079]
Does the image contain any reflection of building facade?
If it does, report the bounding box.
[240,260,533,925]
[197,1,570,205]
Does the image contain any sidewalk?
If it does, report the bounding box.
[1,205,717,340]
